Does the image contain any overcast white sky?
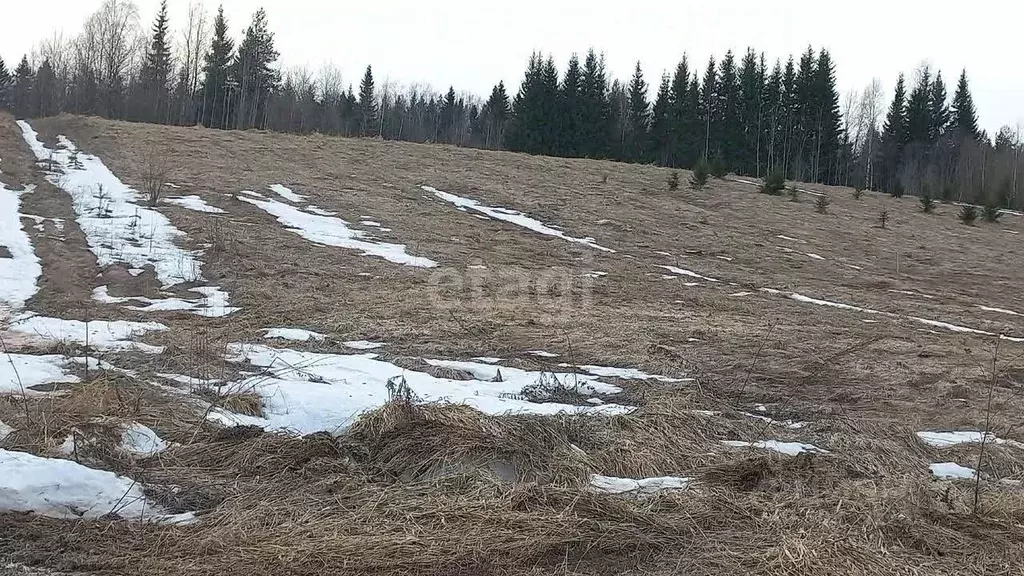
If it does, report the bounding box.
[3,0,1022,135]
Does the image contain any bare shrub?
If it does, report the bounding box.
[141,147,173,206]
[879,210,889,229]
[814,194,830,214]
[667,171,679,191]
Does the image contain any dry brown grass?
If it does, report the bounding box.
[5,113,1024,575]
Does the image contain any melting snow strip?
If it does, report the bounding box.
[558,363,691,383]
[120,423,168,456]
[589,474,692,494]
[0,449,192,523]
[978,305,1022,317]
[92,285,238,318]
[162,195,227,214]
[264,328,326,341]
[722,440,829,456]
[343,340,384,350]
[657,265,719,282]
[237,193,437,268]
[0,179,41,310]
[915,431,1024,448]
[269,184,307,203]
[18,122,208,289]
[527,350,559,358]
[929,462,977,480]
[805,252,825,260]
[0,354,85,395]
[211,344,633,434]
[776,235,806,243]
[424,186,615,253]
[7,314,167,353]
[305,205,335,216]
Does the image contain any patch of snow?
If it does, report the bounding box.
[777,246,797,254]
[722,440,829,456]
[0,420,12,441]
[343,340,384,350]
[424,186,614,253]
[17,123,206,289]
[164,183,181,189]
[845,264,864,270]
[978,305,1022,317]
[427,359,623,395]
[755,404,768,412]
[0,354,82,395]
[589,474,692,495]
[156,373,221,387]
[1004,230,1020,235]
[862,319,880,324]
[776,235,806,243]
[268,184,306,203]
[239,190,265,198]
[584,271,608,278]
[657,265,719,282]
[805,252,825,260]
[654,251,673,257]
[305,205,335,216]
[471,357,502,364]
[743,412,809,429]
[790,293,877,314]
[717,255,734,261]
[586,397,604,405]
[929,462,977,480]
[468,264,487,270]
[0,449,192,523]
[916,431,1002,448]
[689,410,720,417]
[264,328,326,342]
[7,314,167,353]
[563,364,691,383]
[238,193,437,268]
[215,344,633,434]
[360,220,381,227]
[889,289,936,299]
[92,285,239,318]
[0,179,42,310]
[127,268,145,276]
[162,195,226,214]
[527,350,559,358]
[730,291,754,297]
[120,423,167,457]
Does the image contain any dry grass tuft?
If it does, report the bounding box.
[220,391,264,417]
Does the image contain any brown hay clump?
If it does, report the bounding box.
[340,399,598,485]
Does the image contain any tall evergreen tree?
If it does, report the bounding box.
[482,81,511,149]
[667,55,695,167]
[579,49,610,158]
[715,51,740,169]
[878,73,908,192]
[357,65,378,136]
[557,54,583,156]
[950,69,980,141]
[649,73,672,165]
[737,49,761,174]
[199,6,235,129]
[232,8,280,130]
[0,57,10,109]
[905,67,932,145]
[138,0,173,123]
[31,59,58,118]
[507,53,558,154]
[929,71,949,140]
[699,56,717,161]
[625,62,650,161]
[12,56,33,118]
[813,49,843,183]
[763,60,784,174]
[439,86,458,143]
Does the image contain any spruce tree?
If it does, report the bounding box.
[482,81,511,148]
[12,56,33,118]
[0,57,10,109]
[792,47,817,180]
[813,50,843,184]
[878,74,908,193]
[139,0,173,123]
[929,71,949,140]
[199,6,235,129]
[905,67,932,145]
[648,73,672,165]
[31,59,58,117]
[763,60,784,174]
[699,56,717,161]
[579,49,610,158]
[232,8,280,130]
[358,65,378,136]
[557,53,583,156]
[737,49,761,175]
[625,62,650,161]
[667,56,694,167]
[950,69,980,141]
[715,51,740,171]
[439,86,458,143]
[508,52,558,154]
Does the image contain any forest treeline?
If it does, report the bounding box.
[1,0,1021,208]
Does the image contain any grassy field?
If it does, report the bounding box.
[2,112,1024,575]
